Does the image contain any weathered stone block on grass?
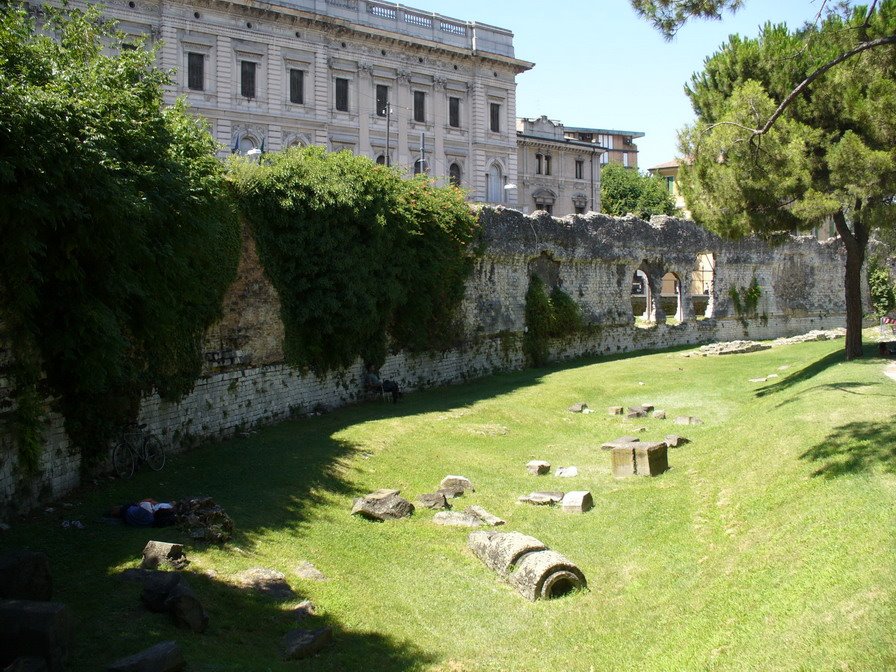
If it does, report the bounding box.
[518,492,564,505]
[567,402,588,413]
[351,490,414,521]
[439,475,474,493]
[561,491,593,513]
[665,435,689,448]
[417,493,450,510]
[436,487,465,499]
[468,531,546,577]
[106,641,184,672]
[281,627,332,660]
[626,409,647,419]
[674,416,703,426]
[235,568,295,600]
[467,505,505,526]
[526,460,550,475]
[434,511,483,527]
[612,442,668,477]
[652,410,666,419]
[608,406,624,415]
[141,541,188,571]
[555,466,578,478]
[139,572,208,633]
[0,551,52,601]
[0,599,70,672]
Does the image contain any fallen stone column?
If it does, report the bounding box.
[468,531,586,601]
[106,641,185,672]
[0,599,70,672]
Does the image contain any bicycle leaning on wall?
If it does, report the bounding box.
[112,423,165,479]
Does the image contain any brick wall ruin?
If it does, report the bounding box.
[0,209,856,515]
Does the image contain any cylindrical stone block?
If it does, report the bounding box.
[507,550,587,601]
[468,531,546,577]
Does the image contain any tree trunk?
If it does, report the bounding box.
[834,208,868,360]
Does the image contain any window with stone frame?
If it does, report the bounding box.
[289,68,304,105]
[449,97,460,128]
[240,60,256,99]
[535,153,543,175]
[187,52,204,91]
[376,84,389,117]
[335,77,349,112]
[489,102,500,132]
[413,90,426,122]
[575,159,584,180]
[544,155,552,176]
[449,162,462,186]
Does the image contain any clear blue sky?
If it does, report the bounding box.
[406,0,821,170]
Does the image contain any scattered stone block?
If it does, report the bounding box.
[281,627,332,660]
[468,531,586,601]
[0,599,70,672]
[640,404,655,413]
[664,435,690,448]
[748,377,768,383]
[351,490,414,521]
[139,572,208,633]
[235,568,296,600]
[612,441,668,477]
[626,409,647,419]
[674,416,703,426]
[433,511,483,527]
[294,561,327,582]
[0,551,52,601]
[652,410,666,419]
[601,436,640,451]
[561,491,593,513]
[555,466,578,478]
[611,445,638,478]
[608,406,624,415]
[292,600,316,621]
[439,475,474,493]
[106,641,185,672]
[140,541,188,571]
[467,505,505,526]
[175,497,234,544]
[417,493,451,510]
[436,487,465,499]
[567,402,588,413]
[526,460,551,475]
[518,492,564,505]
[633,442,669,476]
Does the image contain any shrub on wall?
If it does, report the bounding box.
[230,147,478,372]
[0,5,240,467]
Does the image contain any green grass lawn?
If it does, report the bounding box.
[5,333,896,671]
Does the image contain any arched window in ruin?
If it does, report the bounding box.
[631,268,650,323]
[690,253,715,319]
[661,271,683,322]
[375,154,386,165]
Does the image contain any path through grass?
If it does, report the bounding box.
[5,335,896,670]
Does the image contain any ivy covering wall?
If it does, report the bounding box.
[229,147,479,372]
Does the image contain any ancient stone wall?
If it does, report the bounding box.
[0,209,857,516]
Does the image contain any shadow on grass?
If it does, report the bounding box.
[78,567,437,671]
[800,420,896,479]
[755,349,846,398]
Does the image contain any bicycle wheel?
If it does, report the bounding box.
[143,435,166,471]
[112,441,136,479]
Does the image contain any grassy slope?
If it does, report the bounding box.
[4,335,896,671]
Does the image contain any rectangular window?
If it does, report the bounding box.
[535,153,542,175]
[413,90,425,122]
[240,60,256,99]
[289,69,304,104]
[335,77,349,112]
[187,52,204,91]
[544,155,552,176]
[376,84,388,117]
[489,102,500,132]
[623,152,630,168]
[575,159,584,180]
[449,97,460,128]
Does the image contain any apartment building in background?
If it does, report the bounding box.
[53,0,534,205]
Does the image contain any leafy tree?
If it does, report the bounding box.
[600,163,678,219]
[0,3,240,466]
[676,2,896,359]
[230,147,478,372]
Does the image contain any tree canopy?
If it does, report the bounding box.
[678,2,896,358]
[630,0,745,38]
[600,163,678,219]
[0,4,240,466]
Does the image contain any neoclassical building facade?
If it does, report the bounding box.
[56,0,533,205]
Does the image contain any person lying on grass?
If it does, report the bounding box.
[108,498,177,527]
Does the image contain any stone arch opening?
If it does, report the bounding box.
[449,162,462,187]
[691,252,715,319]
[631,267,651,323]
[486,163,505,203]
[661,271,683,322]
